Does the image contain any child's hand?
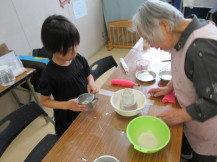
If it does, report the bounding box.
[148,87,171,97]
[87,83,99,94]
[65,99,86,111]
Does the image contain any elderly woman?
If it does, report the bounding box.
[133,0,217,162]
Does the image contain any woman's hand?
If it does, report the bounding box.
[148,80,173,97]
[157,108,192,126]
[148,86,172,97]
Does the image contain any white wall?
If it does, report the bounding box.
[0,0,106,118]
[0,0,106,58]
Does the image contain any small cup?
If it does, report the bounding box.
[77,93,98,111]
[136,59,149,72]
[93,155,120,162]
[121,88,135,106]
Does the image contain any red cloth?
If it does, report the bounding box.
[162,91,176,104]
[111,79,135,88]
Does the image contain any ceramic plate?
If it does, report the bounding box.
[136,70,156,82]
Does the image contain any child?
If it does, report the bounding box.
[38,15,99,137]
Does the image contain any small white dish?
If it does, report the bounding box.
[136,70,156,82]
[159,70,172,81]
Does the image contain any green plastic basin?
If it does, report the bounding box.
[126,116,171,153]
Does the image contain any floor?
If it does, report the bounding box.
[0,46,130,162]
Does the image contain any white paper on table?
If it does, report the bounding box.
[120,58,129,74]
[98,89,114,97]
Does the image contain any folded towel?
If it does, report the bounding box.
[162,91,176,104]
[111,79,135,88]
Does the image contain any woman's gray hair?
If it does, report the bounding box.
[133,0,184,43]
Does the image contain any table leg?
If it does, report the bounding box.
[26,78,40,105]
[26,78,55,125]
[11,89,23,106]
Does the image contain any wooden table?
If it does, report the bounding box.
[0,68,36,99]
[43,39,183,162]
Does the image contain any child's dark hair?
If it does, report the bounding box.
[41,15,80,56]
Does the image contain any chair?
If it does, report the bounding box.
[18,47,55,124]
[24,134,58,162]
[106,20,140,50]
[0,101,58,160]
[89,55,118,80]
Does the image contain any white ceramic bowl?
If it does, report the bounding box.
[110,89,146,117]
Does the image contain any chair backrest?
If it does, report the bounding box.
[0,101,48,157]
[89,55,118,80]
[107,20,140,50]
[32,47,51,59]
[24,134,59,162]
